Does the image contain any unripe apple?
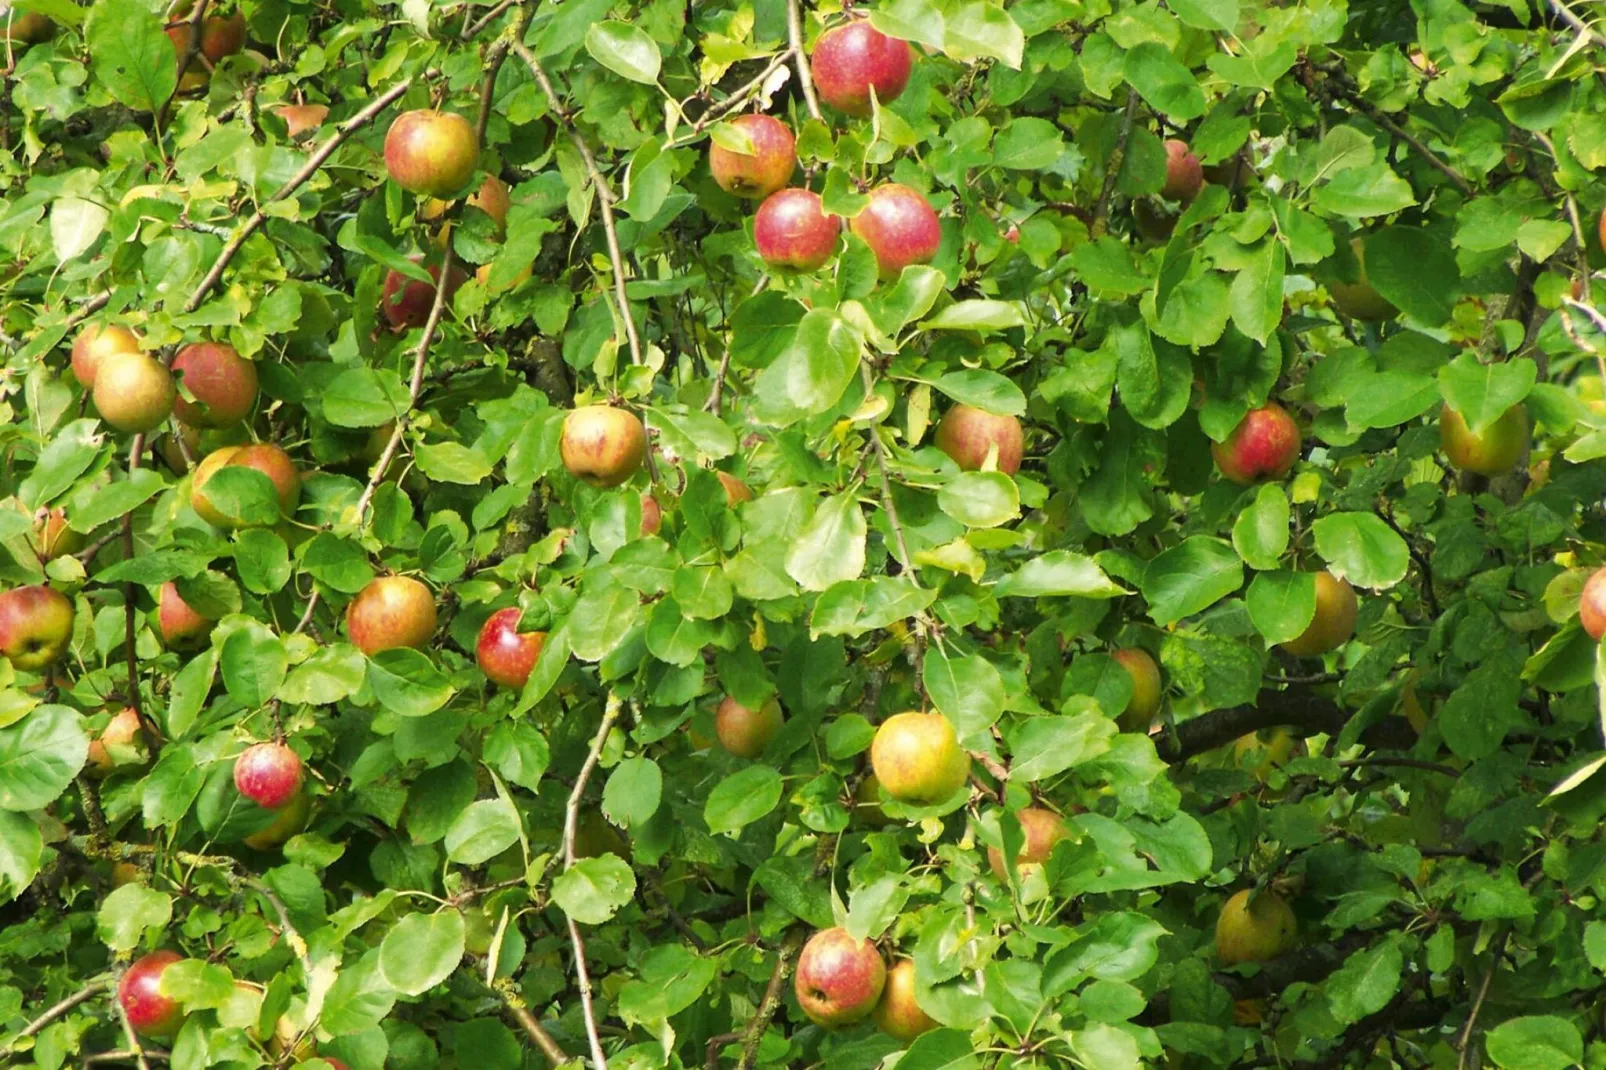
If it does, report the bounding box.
[273,103,328,138]
[31,507,83,561]
[933,404,1023,475]
[0,584,74,670]
[476,606,547,690]
[1,3,53,43]
[560,405,647,487]
[86,706,143,776]
[986,806,1068,879]
[810,21,913,116]
[754,188,840,271]
[93,351,175,433]
[716,471,753,505]
[794,927,887,1028]
[243,789,310,850]
[71,324,141,388]
[1211,402,1300,484]
[118,950,187,1038]
[854,774,889,827]
[1579,567,1606,640]
[1279,570,1357,657]
[872,958,938,1042]
[714,695,782,758]
[1233,727,1295,782]
[709,113,796,199]
[381,257,466,330]
[112,861,143,887]
[171,342,258,427]
[1162,139,1203,202]
[1440,403,1528,476]
[234,742,304,809]
[850,184,941,280]
[1215,888,1298,966]
[1328,237,1397,322]
[384,110,479,198]
[869,712,970,804]
[639,494,662,536]
[1110,648,1161,732]
[158,581,217,648]
[347,575,437,655]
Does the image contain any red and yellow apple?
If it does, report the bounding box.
[869,712,970,805]
[347,575,437,655]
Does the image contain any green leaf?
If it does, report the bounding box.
[1141,538,1244,626]
[754,310,862,424]
[97,883,172,952]
[942,3,1023,69]
[1168,0,1239,30]
[1326,939,1403,1025]
[994,551,1130,599]
[1245,571,1317,646]
[785,492,866,592]
[415,443,493,484]
[0,811,43,902]
[1044,912,1168,989]
[444,796,521,865]
[1231,484,1291,570]
[552,855,637,924]
[704,765,784,836]
[1007,708,1117,782]
[366,648,454,717]
[220,622,287,709]
[0,705,88,811]
[1312,163,1416,217]
[1111,321,1191,430]
[896,1028,982,1070]
[1311,512,1409,589]
[64,467,165,531]
[568,584,640,663]
[234,529,292,594]
[584,21,661,83]
[86,0,176,112]
[1229,239,1285,344]
[202,467,282,528]
[938,471,1020,528]
[1124,42,1207,122]
[19,418,104,510]
[844,873,909,943]
[929,369,1027,415]
[1438,353,1537,434]
[166,648,218,740]
[378,910,466,996]
[1364,227,1461,326]
[1485,1017,1584,1070]
[921,299,1027,332]
[602,756,662,829]
[924,649,1005,735]
[323,368,410,428]
[994,117,1065,170]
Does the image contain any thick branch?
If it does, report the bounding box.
[786,0,822,122]
[1091,89,1140,238]
[736,928,805,1070]
[1155,686,1415,763]
[562,693,623,1070]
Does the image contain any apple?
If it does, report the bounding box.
[189,445,241,525]
[476,607,547,690]
[71,324,141,388]
[709,113,796,199]
[1215,888,1298,966]
[191,443,301,528]
[1328,237,1398,322]
[158,581,217,648]
[424,174,513,241]
[347,575,437,655]
[243,789,310,850]
[854,774,889,827]
[0,3,52,43]
[166,25,211,90]
[200,10,245,63]
[0,585,74,670]
[754,188,841,271]
[850,184,941,280]
[86,706,143,776]
[810,21,913,116]
[1279,570,1357,657]
[476,261,533,291]
[640,494,662,536]
[869,712,971,804]
[872,959,938,1042]
[384,109,479,198]
[118,950,187,1038]
[112,861,143,887]
[234,742,304,809]
[1110,648,1161,733]
[1233,728,1295,782]
[717,471,753,505]
[933,404,1023,475]
[93,351,175,433]
[171,342,258,427]
[1211,402,1300,484]
[986,806,1068,879]
[793,927,887,1028]
[1599,203,1606,254]
[1440,402,1528,476]
[714,695,782,758]
[1580,567,1606,640]
[31,507,83,561]
[273,103,327,138]
[381,257,467,330]
[560,405,647,487]
[1162,139,1203,202]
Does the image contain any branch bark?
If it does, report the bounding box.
[490,975,570,1066]
[1091,89,1139,238]
[10,979,109,1046]
[786,0,822,122]
[156,0,210,129]
[1154,685,1415,763]
[1548,0,1606,47]
[736,928,805,1070]
[562,693,623,1070]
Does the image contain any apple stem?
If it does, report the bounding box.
[786,0,823,123]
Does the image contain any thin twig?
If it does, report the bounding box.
[1336,757,1459,777]
[475,6,531,145]
[83,1051,171,1067]
[1456,929,1510,1069]
[691,49,795,132]
[156,0,211,128]
[857,365,918,582]
[511,41,643,368]
[1091,89,1140,237]
[786,0,822,122]
[490,975,569,1066]
[705,1032,739,1070]
[1339,90,1472,195]
[1548,0,1606,46]
[113,972,152,1070]
[62,292,112,331]
[461,0,516,40]
[562,693,623,1070]
[184,77,417,313]
[249,880,314,975]
[736,928,806,1070]
[12,979,109,1045]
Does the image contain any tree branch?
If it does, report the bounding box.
[249,880,314,976]
[1155,685,1415,763]
[10,979,110,1046]
[736,928,805,1070]
[156,0,210,129]
[1547,0,1606,47]
[562,692,623,1070]
[511,40,643,368]
[859,367,918,583]
[489,975,569,1066]
[1091,89,1139,238]
[1457,929,1510,1070]
[786,0,822,122]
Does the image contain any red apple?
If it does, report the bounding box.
[31,507,83,561]
[810,21,913,117]
[158,581,217,648]
[165,25,210,90]
[71,324,141,388]
[1581,567,1606,640]
[986,806,1069,879]
[273,103,327,138]
[424,174,513,238]
[754,188,841,271]
[872,958,937,1042]
[1212,402,1300,484]
[1279,570,1358,657]
[640,494,662,536]
[86,706,144,776]
[560,405,647,487]
[869,712,970,804]
[93,351,175,433]
[0,584,74,671]
[850,184,941,280]
[171,342,258,428]
[793,927,887,1028]
[233,742,304,809]
[476,607,547,690]
[384,110,479,198]
[714,695,783,758]
[1162,139,1203,202]
[933,404,1023,475]
[200,10,244,63]
[192,443,301,528]
[243,789,310,850]
[709,113,796,199]
[347,575,437,655]
[118,951,187,1038]
[381,256,466,330]
[1440,403,1528,476]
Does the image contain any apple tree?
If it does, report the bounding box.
[4,0,1606,1067]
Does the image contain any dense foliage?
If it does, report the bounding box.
[4,0,1606,1067]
